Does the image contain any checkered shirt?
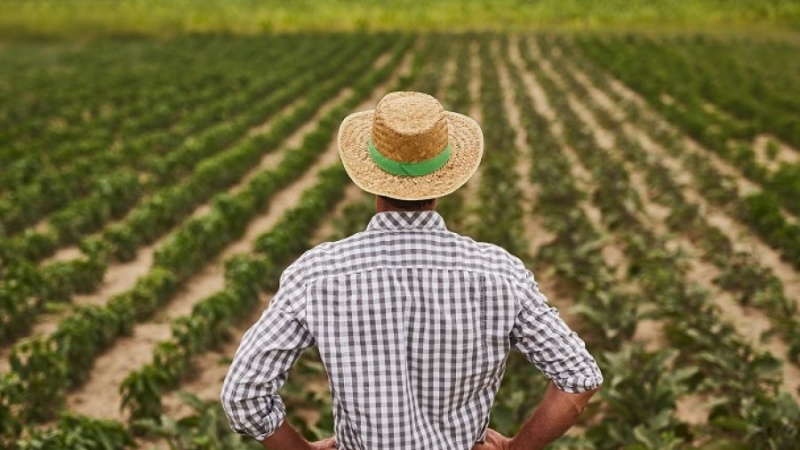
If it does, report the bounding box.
[221,211,603,449]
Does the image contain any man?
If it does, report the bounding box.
[221,91,603,450]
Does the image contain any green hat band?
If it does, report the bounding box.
[369,140,451,177]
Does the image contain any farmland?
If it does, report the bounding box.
[1,27,800,450]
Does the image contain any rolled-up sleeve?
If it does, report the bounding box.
[510,270,603,393]
[220,266,314,440]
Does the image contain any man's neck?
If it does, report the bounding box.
[375,196,438,213]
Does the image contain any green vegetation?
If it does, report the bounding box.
[1,0,800,37]
[3,2,800,447]
[577,35,800,268]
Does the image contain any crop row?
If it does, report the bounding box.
[471,38,527,257]
[544,38,800,365]
[576,35,800,148]
[0,35,320,168]
[474,36,555,437]
[0,36,353,244]
[576,35,800,231]
[0,35,390,348]
[506,38,658,446]
[431,35,470,229]
[4,34,426,450]
[0,35,413,446]
[517,36,799,448]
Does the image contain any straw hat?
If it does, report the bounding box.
[338,91,483,200]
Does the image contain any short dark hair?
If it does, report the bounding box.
[380,196,436,211]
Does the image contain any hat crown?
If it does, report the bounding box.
[371,92,449,163]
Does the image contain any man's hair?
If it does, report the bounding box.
[380,196,436,211]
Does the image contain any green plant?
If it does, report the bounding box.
[135,393,261,450]
[17,414,134,450]
[121,365,173,430]
[0,373,23,447]
[8,338,68,422]
[586,347,694,449]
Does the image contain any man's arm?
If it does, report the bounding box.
[510,271,604,395]
[474,383,598,450]
[493,270,603,449]
[260,421,337,450]
[509,382,599,450]
[260,420,312,450]
[220,267,315,443]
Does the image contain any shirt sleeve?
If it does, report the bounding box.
[510,270,603,393]
[220,265,315,441]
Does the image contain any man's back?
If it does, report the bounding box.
[222,211,602,450]
[307,210,517,449]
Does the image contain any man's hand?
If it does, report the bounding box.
[472,428,511,450]
[261,421,335,450]
[309,437,336,450]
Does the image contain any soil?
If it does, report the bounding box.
[0,240,157,371]
[160,292,271,420]
[458,40,483,233]
[753,134,800,173]
[497,41,555,249]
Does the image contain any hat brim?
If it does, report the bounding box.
[338,110,484,201]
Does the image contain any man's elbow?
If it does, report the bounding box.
[219,391,286,441]
[549,381,601,417]
[584,384,601,402]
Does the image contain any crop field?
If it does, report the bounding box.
[1,31,800,449]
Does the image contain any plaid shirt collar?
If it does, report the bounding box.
[366,211,448,232]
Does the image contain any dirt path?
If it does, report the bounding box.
[534,40,800,401]
[459,39,483,234]
[753,134,800,173]
[494,37,558,278]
